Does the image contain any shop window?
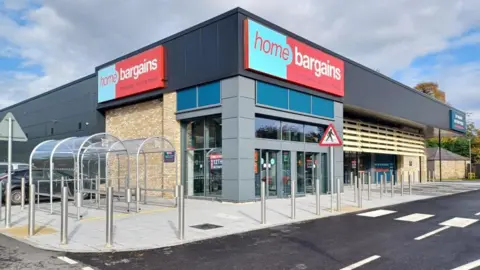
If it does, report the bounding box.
[184,115,222,198]
[187,118,205,149]
[177,87,197,111]
[255,117,281,139]
[289,90,311,114]
[256,81,335,119]
[281,121,304,142]
[198,82,220,107]
[256,82,288,110]
[304,124,326,143]
[206,117,222,148]
[312,96,334,118]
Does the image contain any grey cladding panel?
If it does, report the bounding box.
[238,76,256,99]
[222,98,239,119]
[222,118,239,139]
[344,62,452,129]
[0,75,104,163]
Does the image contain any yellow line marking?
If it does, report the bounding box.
[0,225,57,237]
[80,208,173,222]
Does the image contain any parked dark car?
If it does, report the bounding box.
[0,168,83,205]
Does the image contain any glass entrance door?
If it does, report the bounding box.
[305,152,319,194]
[255,149,279,197]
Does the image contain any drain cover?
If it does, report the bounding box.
[190,223,223,230]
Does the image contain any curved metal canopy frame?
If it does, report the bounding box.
[29,139,57,186]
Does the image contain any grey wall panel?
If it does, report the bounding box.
[222,119,239,139]
[344,62,453,130]
[221,98,239,119]
[221,76,256,202]
[238,118,254,138]
[0,75,104,163]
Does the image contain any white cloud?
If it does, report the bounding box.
[0,0,480,116]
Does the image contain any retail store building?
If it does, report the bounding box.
[0,8,467,202]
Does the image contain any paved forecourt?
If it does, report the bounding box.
[0,180,479,253]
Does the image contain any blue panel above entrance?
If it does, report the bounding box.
[374,154,397,184]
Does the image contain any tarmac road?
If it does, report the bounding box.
[0,232,94,270]
[66,189,480,270]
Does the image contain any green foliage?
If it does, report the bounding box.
[427,137,470,158]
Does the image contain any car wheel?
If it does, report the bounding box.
[11,189,23,205]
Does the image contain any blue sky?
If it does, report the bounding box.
[0,0,480,127]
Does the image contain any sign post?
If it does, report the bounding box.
[0,112,27,228]
[319,124,343,213]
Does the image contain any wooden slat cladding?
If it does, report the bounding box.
[343,120,425,157]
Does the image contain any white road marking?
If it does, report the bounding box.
[395,213,434,222]
[475,212,480,216]
[414,226,450,240]
[339,255,381,270]
[451,259,480,270]
[57,256,78,265]
[357,209,397,218]
[83,267,94,270]
[440,217,478,228]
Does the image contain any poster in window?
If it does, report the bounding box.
[210,154,222,170]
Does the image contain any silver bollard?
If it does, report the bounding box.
[0,184,3,221]
[375,171,379,187]
[358,175,362,208]
[409,172,413,195]
[336,177,341,211]
[353,174,357,203]
[261,180,266,224]
[76,191,82,220]
[401,171,404,196]
[105,186,114,247]
[380,174,383,198]
[28,184,35,237]
[350,172,353,187]
[136,186,141,213]
[315,178,320,215]
[126,188,132,203]
[96,176,100,209]
[367,172,371,200]
[383,172,387,193]
[291,179,296,219]
[391,172,394,197]
[21,177,25,210]
[178,185,185,240]
[60,186,68,245]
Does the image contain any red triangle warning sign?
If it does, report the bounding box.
[319,124,342,146]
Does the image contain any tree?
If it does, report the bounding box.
[414,82,446,103]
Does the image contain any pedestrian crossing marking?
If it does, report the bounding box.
[395,213,434,222]
[357,209,396,217]
[440,217,478,228]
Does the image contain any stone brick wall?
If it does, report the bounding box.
[397,155,426,183]
[105,94,181,199]
[431,160,468,180]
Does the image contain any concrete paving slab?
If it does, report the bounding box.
[1,181,479,253]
